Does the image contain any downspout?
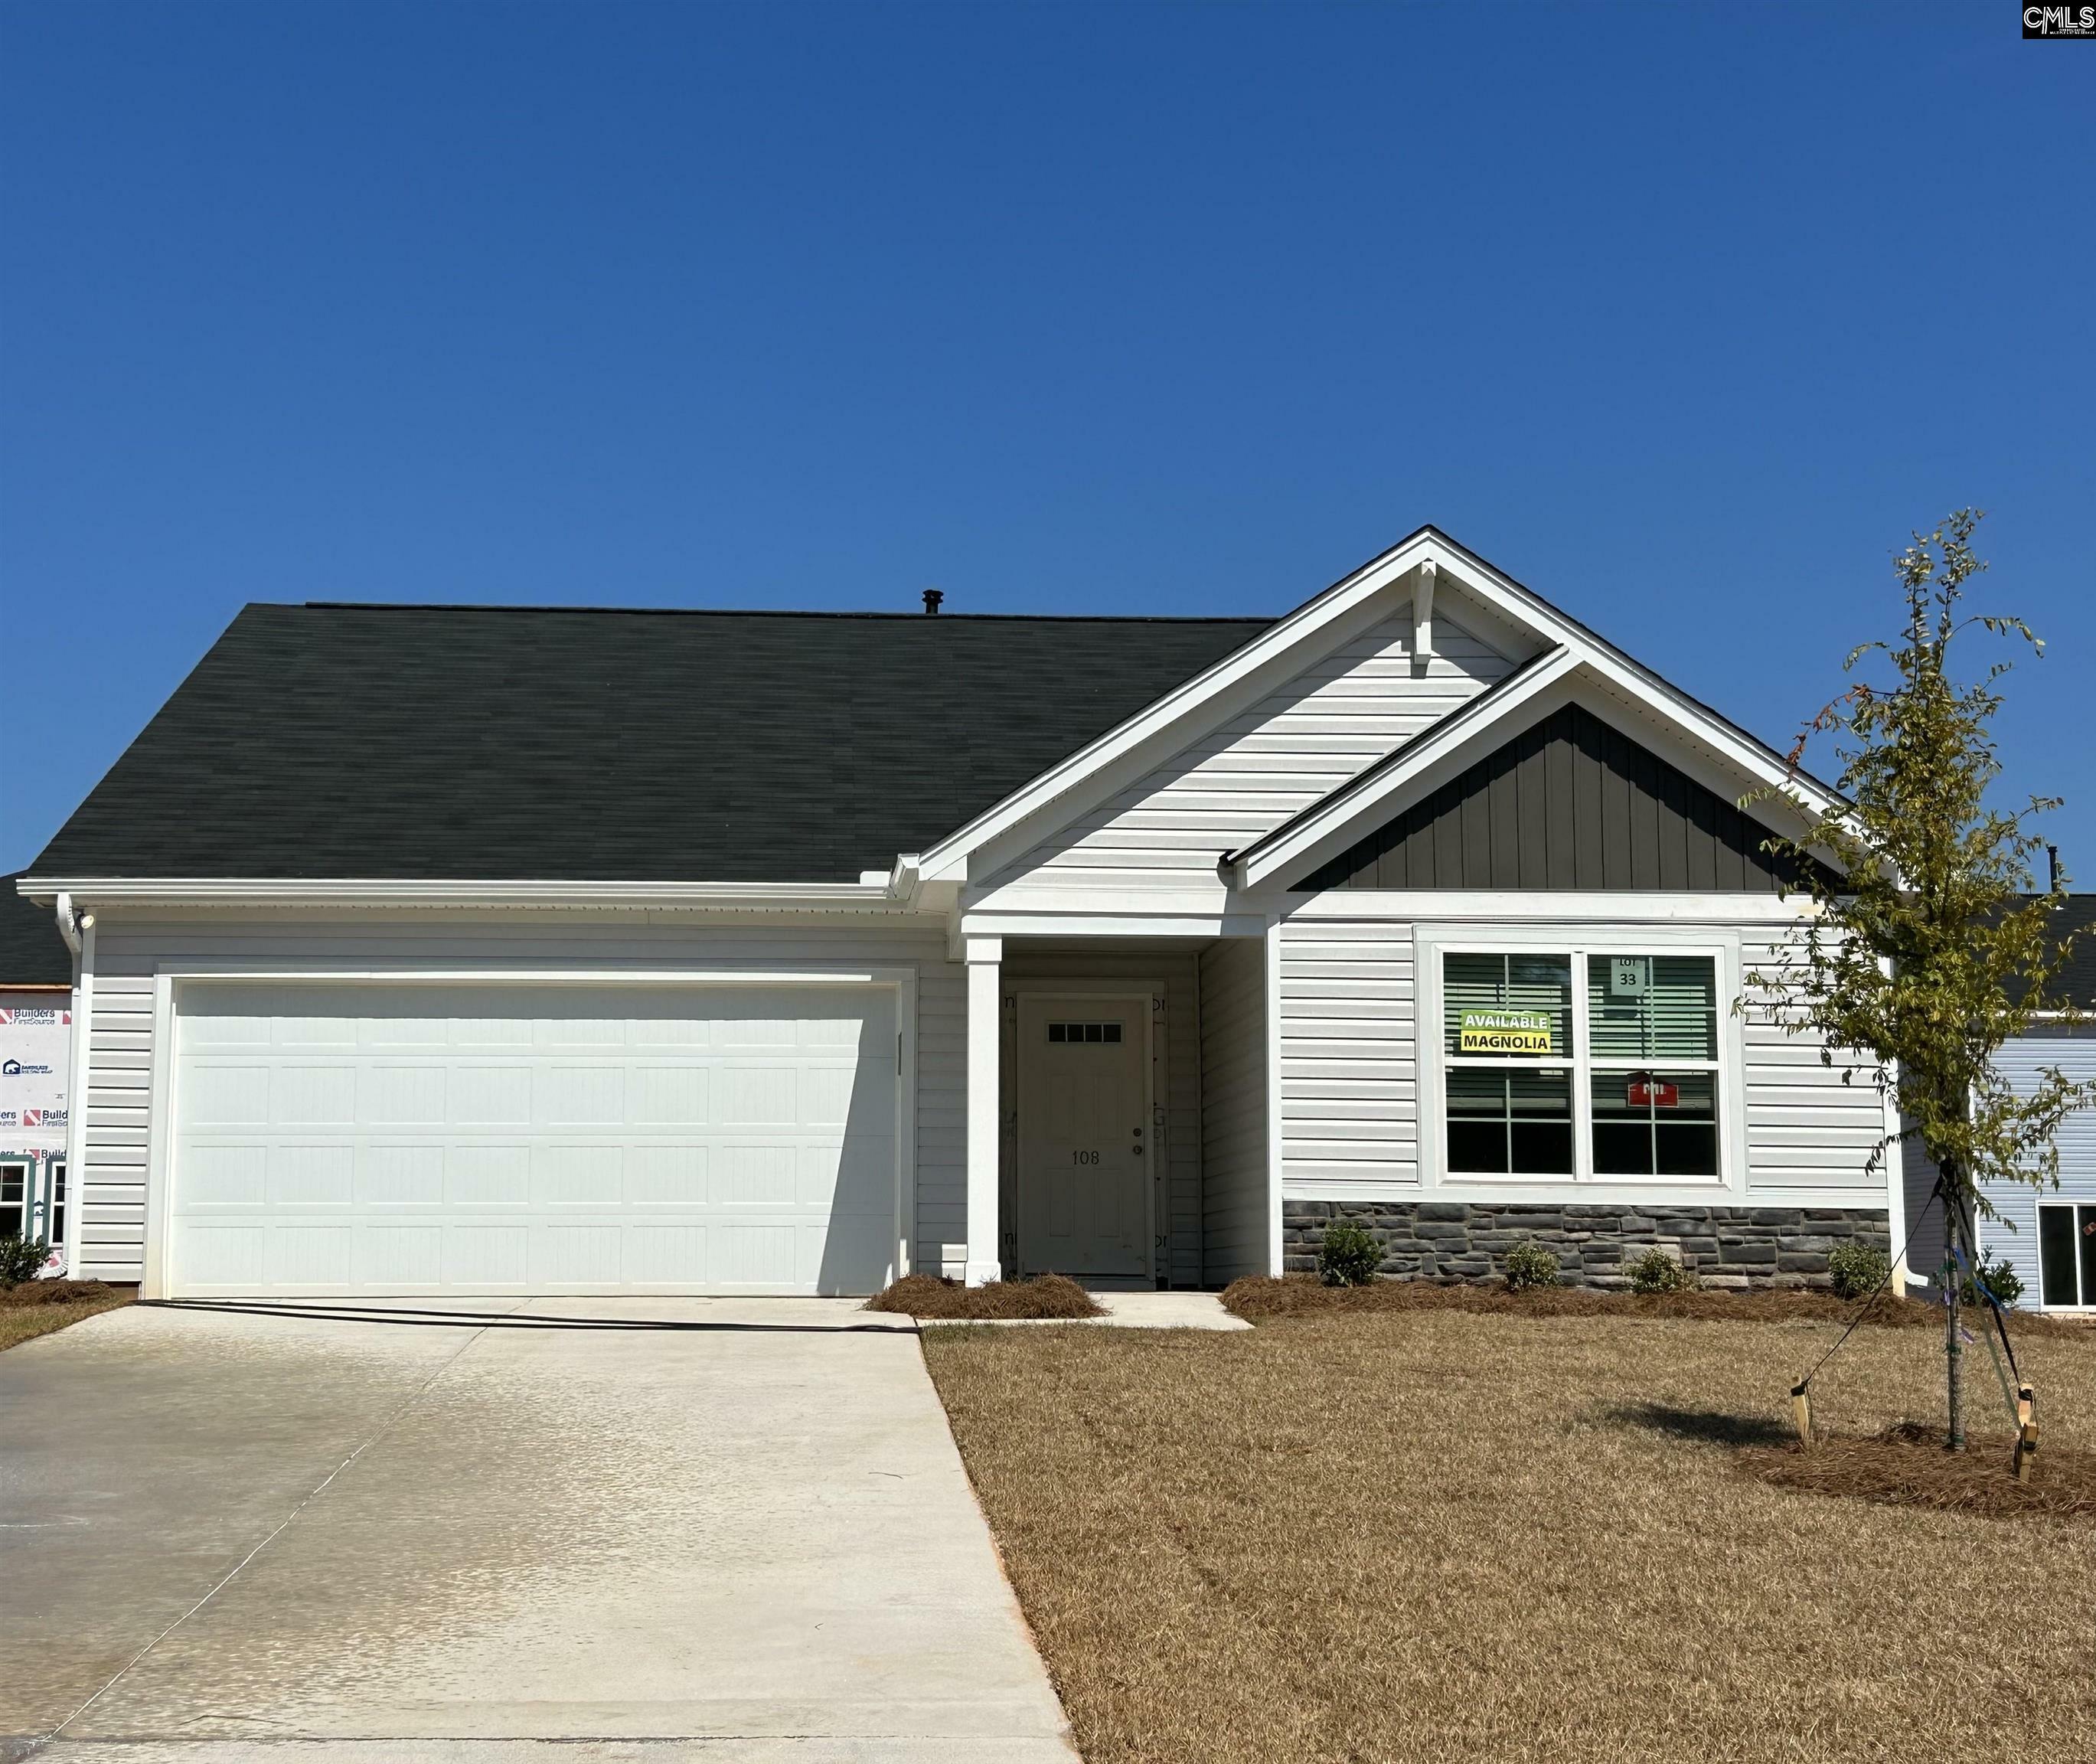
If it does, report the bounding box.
[55,896,92,1280]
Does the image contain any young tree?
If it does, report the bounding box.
[1748,510,2094,1449]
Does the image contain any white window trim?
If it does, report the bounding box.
[1415,922,1749,1200]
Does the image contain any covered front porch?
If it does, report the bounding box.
[959,934,1272,1289]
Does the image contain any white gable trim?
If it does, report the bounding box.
[912,524,1836,895]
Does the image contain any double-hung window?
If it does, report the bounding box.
[1435,939,1730,1184]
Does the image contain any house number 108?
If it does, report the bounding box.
[1071,1149,1100,1165]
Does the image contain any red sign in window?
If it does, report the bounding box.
[1628,1076,1680,1109]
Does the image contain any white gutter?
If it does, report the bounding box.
[16,877,919,912]
[54,892,83,956]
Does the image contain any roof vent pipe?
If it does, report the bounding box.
[2048,844,2061,892]
[922,589,943,616]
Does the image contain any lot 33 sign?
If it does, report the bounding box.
[1458,1009,1554,1054]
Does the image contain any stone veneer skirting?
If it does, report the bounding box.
[1281,1200,1892,1291]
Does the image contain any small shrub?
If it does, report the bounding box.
[1628,1246,1695,1295]
[0,1236,51,1289]
[1963,1253,2025,1309]
[1827,1243,1892,1302]
[1318,1222,1383,1287]
[1503,1240,1560,1291]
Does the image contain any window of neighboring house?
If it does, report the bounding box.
[48,1160,65,1250]
[2038,1203,2096,1309]
[0,1161,25,1240]
[1438,946,1727,1183]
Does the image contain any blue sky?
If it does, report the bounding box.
[4,2,2091,877]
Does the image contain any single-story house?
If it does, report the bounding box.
[1,870,75,1263]
[19,527,1903,1300]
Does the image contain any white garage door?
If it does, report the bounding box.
[168,983,899,1297]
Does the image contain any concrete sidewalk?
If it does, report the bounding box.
[2,1300,1075,1763]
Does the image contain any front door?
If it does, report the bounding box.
[1016,992,1150,1279]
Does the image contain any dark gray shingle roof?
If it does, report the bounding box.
[0,873,71,985]
[31,604,1274,883]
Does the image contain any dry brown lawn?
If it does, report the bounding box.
[0,1280,130,1351]
[923,1305,2096,1764]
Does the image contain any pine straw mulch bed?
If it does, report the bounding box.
[864,1270,1105,1320]
[1221,1272,2090,1335]
[0,1279,131,1351]
[1738,1420,2096,1523]
[923,1301,2096,1764]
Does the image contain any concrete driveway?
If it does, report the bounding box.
[1,1299,1075,1763]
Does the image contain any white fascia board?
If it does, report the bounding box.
[959,908,1268,942]
[1232,648,1582,887]
[912,529,1459,884]
[1281,890,1818,924]
[15,876,919,913]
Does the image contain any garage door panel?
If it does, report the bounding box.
[537,1224,621,1285]
[445,1144,531,1206]
[628,1223,705,1282]
[186,1065,272,1128]
[273,1224,352,1286]
[625,1144,707,1206]
[534,1142,611,1207]
[358,1223,441,1285]
[270,1144,354,1207]
[449,1065,534,1129]
[361,1064,442,1128]
[184,1145,269,1207]
[357,1144,443,1206]
[170,984,899,1296]
[630,1064,709,1127]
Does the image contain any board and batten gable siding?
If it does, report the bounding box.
[1197,936,1268,1283]
[983,611,1515,897]
[1275,913,1886,1200]
[1977,1027,2096,1305]
[998,946,1203,1286]
[1301,703,1814,893]
[69,916,965,1285]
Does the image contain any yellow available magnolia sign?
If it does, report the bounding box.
[1458,1009,1554,1054]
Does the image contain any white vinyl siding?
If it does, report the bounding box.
[1278,918,1419,1191]
[79,971,155,1281]
[1738,930,1889,1192]
[1198,936,1268,1283]
[987,612,1513,896]
[1977,1028,2096,1308]
[70,916,965,1286]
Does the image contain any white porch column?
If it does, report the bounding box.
[964,937,1003,1286]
